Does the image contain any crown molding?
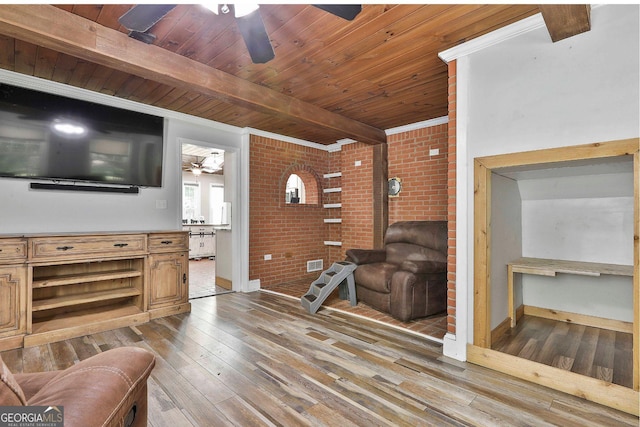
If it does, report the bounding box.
[246,128,328,151]
[439,13,546,63]
[439,5,607,63]
[385,116,449,136]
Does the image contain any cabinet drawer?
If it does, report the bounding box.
[0,240,27,262]
[29,234,147,262]
[149,232,189,253]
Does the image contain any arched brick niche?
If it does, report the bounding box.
[280,164,320,206]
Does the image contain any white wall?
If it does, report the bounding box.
[441,5,639,358]
[490,173,523,329]
[466,5,639,154]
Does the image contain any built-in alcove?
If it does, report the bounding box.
[469,139,639,415]
[281,166,320,206]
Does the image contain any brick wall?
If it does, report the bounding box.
[340,142,375,257]
[249,122,451,293]
[387,124,448,223]
[447,60,457,335]
[249,134,329,288]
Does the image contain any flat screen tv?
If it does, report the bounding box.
[0,83,164,188]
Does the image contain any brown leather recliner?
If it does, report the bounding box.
[0,346,155,427]
[346,221,448,322]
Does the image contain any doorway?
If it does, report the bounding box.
[181,142,233,299]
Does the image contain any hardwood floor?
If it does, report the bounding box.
[492,315,633,388]
[189,259,233,299]
[2,292,637,426]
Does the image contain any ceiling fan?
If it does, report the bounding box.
[183,153,224,175]
[118,4,362,64]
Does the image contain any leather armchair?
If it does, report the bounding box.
[0,346,155,427]
[346,221,447,322]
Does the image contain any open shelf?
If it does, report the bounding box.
[324,218,342,223]
[323,187,342,193]
[26,304,149,347]
[32,288,142,312]
[32,269,142,288]
[323,172,342,178]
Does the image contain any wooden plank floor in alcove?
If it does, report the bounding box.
[492,315,633,388]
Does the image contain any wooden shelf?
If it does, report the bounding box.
[26,304,149,347]
[509,257,633,277]
[32,288,142,312]
[32,269,142,288]
[323,172,342,178]
[323,187,342,193]
[507,257,634,329]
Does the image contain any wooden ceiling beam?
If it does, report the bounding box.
[0,4,387,145]
[539,4,591,43]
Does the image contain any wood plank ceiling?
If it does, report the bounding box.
[0,4,547,145]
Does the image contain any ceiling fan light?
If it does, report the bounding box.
[192,168,202,176]
[234,4,259,18]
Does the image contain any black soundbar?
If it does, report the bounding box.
[30,182,140,194]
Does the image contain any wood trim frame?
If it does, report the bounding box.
[473,159,491,348]
[372,143,389,249]
[467,344,639,416]
[472,138,640,414]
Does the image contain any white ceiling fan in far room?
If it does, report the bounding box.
[182,144,224,176]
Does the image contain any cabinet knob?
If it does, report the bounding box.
[161,240,173,245]
[182,273,187,284]
[113,243,129,248]
[56,246,74,251]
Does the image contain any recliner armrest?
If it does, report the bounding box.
[346,249,386,265]
[25,347,155,427]
[399,260,447,274]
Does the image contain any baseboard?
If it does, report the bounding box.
[492,305,525,342]
[216,276,232,290]
[491,317,511,343]
[523,305,632,333]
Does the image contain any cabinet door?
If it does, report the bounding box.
[0,266,27,337]
[188,233,199,258]
[203,233,215,257]
[148,252,188,309]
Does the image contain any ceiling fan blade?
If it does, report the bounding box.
[118,4,176,32]
[235,9,275,64]
[313,5,362,21]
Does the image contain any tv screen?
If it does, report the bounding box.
[0,83,164,187]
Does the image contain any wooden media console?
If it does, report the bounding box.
[0,231,190,350]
